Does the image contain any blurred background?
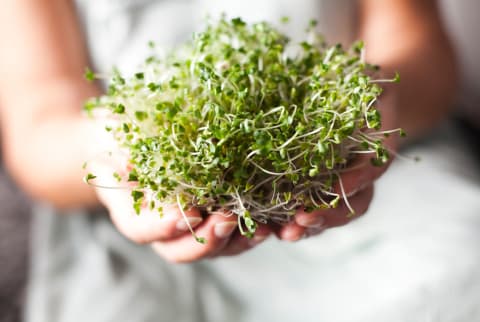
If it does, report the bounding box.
[0,1,479,321]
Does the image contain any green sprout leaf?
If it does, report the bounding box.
[330,196,340,208]
[135,111,148,121]
[131,190,144,202]
[231,17,246,27]
[195,236,207,244]
[84,173,97,183]
[114,104,126,114]
[393,71,401,83]
[84,67,96,82]
[113,172,122,182]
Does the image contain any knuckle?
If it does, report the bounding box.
[128,232,151,245]
[164,250,206,264]
[163,255,192,264]
[115,221,155,245]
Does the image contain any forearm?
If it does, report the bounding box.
[359,0,457,139]
[1,79,103,209]
[0,0,105,209]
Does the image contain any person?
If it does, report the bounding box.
[2,1,475,321]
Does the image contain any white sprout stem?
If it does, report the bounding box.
[84,181,131,190]
[349,150,375,154]
[256,201,291,213]
[334,171,355,215]
[176,181,207,190]
[176,194,202,238]
[169,124,182,152]
[308,190,321,208]
[313,188,330,207]
[262,105,285,118]
[273,131,300,151]
[244,149,260,162]
[249,160,303,176]
[369,79,396,84]
[296,126,324,140]
[368,128,403,136]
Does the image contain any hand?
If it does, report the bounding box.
[277,167,377,241]
[90,157,272,263]
[277,96,399,241]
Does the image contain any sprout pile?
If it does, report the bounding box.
[85,17,401,241]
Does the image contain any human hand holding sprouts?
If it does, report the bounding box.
[89,153,272,263]
[278,95,398,241]
[88,69,401,262]
[88,97,398,263]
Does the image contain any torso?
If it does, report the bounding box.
[74,0,357,75]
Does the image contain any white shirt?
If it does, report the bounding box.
[74,0,356,76]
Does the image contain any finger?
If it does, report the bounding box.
[216,224,271,257]
[90,157,205,244]
[151,214,238,263]
[276,221,306,242]
[98,186,203,244]
[295,207,327,229]
[333,155,387,197]
[306,184,374,229]
[333,125,398,197]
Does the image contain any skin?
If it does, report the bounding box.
[0,0,456,263]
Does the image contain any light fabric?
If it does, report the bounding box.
[26,131,480,322]
[75,0,356,75]
[26,1,480,322]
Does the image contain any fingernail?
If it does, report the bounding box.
[176,217,203,232]
[296,215,325,228]
[214,222,238,238]
[248,234,268,247]
[281,229,303,242]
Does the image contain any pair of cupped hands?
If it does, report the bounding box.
[90,105,396,263]
[92,154,390,264]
